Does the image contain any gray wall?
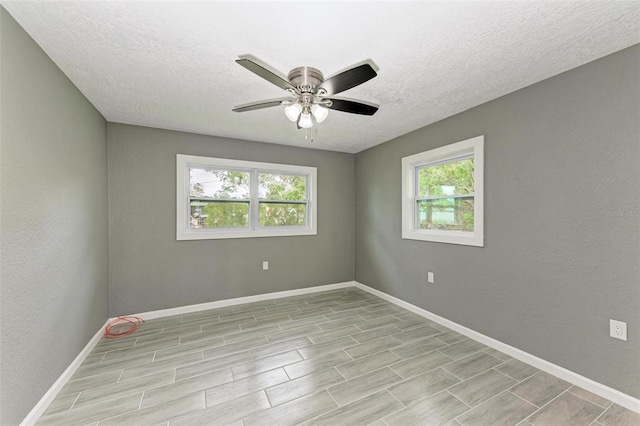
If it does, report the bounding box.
[0,8,109,425]
[355,45,640,398]
[107,124,355,316]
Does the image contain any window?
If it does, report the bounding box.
[177,155,317,240]
[402,135,484,246]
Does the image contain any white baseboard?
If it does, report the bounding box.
[20,318,111,426]
[130,281,356,321]
[353,281,640,414]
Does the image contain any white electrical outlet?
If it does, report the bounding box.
[428,272,434,284]
[609,319,627,341]
[262,261,269,271]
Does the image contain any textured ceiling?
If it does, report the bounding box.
[3,1,639,153]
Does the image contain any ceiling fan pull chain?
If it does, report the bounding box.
[305,127,314,143]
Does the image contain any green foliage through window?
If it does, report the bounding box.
[259,203,306,227]
[189,167,308,229]
[417,157,474,232]
[259,173,306,200]
[417,158,474,197]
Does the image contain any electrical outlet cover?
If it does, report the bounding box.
[609,319,627,341]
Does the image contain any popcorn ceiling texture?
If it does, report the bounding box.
[2,1,639,153]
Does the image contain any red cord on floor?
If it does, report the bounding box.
[104,316,145,338]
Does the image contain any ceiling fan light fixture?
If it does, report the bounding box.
[298,111,313,128]
[234,57,379,141]
[311,104,328,123]
[284,103,302,121]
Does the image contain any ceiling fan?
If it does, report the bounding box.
[232,57,379,139]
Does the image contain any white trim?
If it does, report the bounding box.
[129,281,355,321]
[353,281,640,414]
[176,154,317,240]
[20,319,112,426]
[401,135,484,247]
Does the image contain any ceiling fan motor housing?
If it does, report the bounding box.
[288,67,324,93]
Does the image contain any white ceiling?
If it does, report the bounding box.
[3,1,639,153]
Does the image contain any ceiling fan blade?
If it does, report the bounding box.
[236,59,294,91]
[232,98,291,112]
[326,98,379,115]
[317,63,377,96]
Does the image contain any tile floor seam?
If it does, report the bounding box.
[67,392,82,412]
[567,389,612,411]
[385,388,407,408]
[168,360,234,383]
[282,365,293,380]
[592,403,612,424]
[60,391,132,416]
[116,368,125,384]
[335,354,399,380]
[446,389,473,410]
[263,387,276,408]
[441,364,467,382]
[333,366,348,381]
[388,362,440,381]
[327,380,383,408]
[460,389,538,424]
[504,368,542,391]
[492,366,525,383]
[506,388,544,410]
[520,387,572,421]
[439,357,508,386]
[324,386,342,409]
[138,391,145,410]
[342,349,355,361]
[202,383,209,411]
[73,374,174,408]
[352,323,366,332]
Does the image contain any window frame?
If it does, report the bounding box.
[177,154,317,240]
[401,135,484,247]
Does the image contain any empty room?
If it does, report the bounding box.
[1,1,639,425]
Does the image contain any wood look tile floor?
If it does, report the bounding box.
[37,288,637,426]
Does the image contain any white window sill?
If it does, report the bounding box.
[177,227,317,241]
[402,229,484,247]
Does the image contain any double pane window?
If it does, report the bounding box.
[402,136,484,246]
[416,156,475,232]
[177,155,316,240]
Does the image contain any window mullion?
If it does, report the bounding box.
[250,169,259,230]
[416,193,475,201]
[306,175,310,227]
